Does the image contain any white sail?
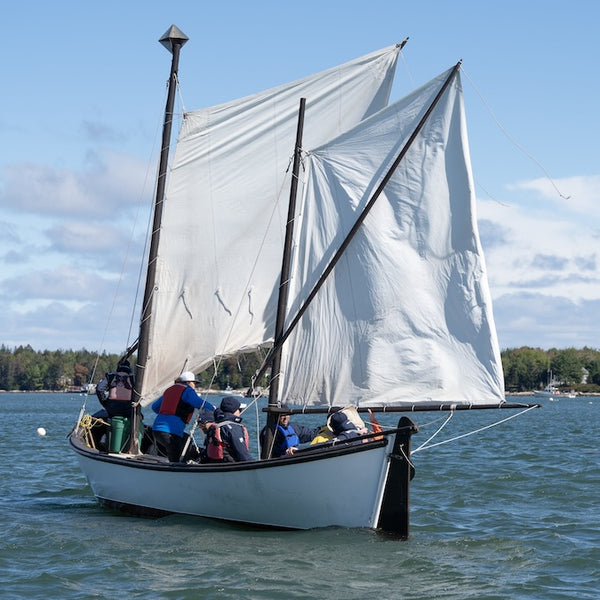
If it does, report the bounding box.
[280,67,505,407]
[71,37,521,535]
[141,45,401,402]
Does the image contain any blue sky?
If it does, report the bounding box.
[1,0,598,354]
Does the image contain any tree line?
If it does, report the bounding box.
[0,344,266,392]
[502,346,600,393]
[1,344,600,394]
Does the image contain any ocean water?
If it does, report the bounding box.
[0,392,598,599]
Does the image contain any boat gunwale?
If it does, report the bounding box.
[68,429,389,473]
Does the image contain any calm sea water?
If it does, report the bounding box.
[0,392,598,599]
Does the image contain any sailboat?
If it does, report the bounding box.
[69,25,538,537]
[533,369,561,399]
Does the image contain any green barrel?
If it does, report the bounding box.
[108,417,143,453]
[108,417,127,452]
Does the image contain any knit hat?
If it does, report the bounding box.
[329,411,350,434]
[220,396,241,414]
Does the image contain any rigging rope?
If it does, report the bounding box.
[412,411,455,453]
[412,405,538,453]
[461,66,570,200]
[130,101,167,352]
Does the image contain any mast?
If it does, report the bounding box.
[262,98,306,459]
[252,62,462,389]
[129,25,188,451]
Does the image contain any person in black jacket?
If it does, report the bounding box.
[204,396,253,462]
[91,361,136,451]
[95,361,135,418]
[329,411,367,443]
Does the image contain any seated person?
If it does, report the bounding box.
[311,407,368,446]
[204,396,253,463]
[329,411,367,442]
[259,404,321,457]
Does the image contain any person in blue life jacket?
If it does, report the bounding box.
[204,396,253,463]
[151,371,215,462]
[259,404,321,458]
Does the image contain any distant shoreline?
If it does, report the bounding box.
[1,389,597,397]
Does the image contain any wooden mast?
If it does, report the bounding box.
[251,61,462,389]
[129,25,188,452]
[261,98,306,459]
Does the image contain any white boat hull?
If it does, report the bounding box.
[533,389,560,399]
[70,433,395,529]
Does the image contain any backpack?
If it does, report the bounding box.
[107,371,133,401]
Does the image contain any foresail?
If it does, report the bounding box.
[280,68,505,407]
[140,45,402,402]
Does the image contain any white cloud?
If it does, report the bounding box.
[478,175,600,302]
[0,300,137,353]
[0,149,151,218]
[0,148,149,353]
[46,220,142,256]
[493,293,600,349]
[478,174,600,349]
[513,175,600,217]
[1,265,125,302]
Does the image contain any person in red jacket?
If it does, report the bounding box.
[151,371,215,462]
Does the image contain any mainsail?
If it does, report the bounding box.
[280,67,505,407]
[140,45,402,402]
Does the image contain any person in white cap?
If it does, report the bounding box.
[151,371,215,461]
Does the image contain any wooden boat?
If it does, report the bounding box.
[70,25,536,537]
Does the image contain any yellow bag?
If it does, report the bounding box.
[310,426,333,444]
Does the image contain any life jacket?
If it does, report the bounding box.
[206,421,249,462]
[106,370,133,401]
[159,384,194,423]
[276,423,300,454]
[368,409,383,441]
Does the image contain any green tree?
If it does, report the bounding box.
[22,363,43,390]
[502,347,548,392]
[551,348,583,386]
